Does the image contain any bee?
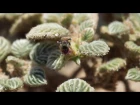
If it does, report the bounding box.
[57,37,72,55]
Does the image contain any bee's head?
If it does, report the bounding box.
[57,37,71,47]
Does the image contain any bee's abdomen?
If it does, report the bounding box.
[62,46,69,54]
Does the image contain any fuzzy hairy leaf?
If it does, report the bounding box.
[61,13,73,28]
[43,13,73,28]
[0,13,21,23]
[0,84,4,92]
[56,78,94,92]
[129,13,140,32]
[72,13,92,25]
[97,58,126,72]
[11,39,35,58]
[0,36,11,63]
[43,13,60,23]
[30,42,59,65]
[79,40,110,57]
[81,28,94,42]
[47,50,65,70]
[79,19,95,42]
[125,41,140,55]
[108,21,130,35]
[23,66,47,87]
[80,19,95,32]
[6,56,31,76]
[125,68,140,81]
[0,77,23,91]
[10,13,42,36]
[0,79,7,91]
[5,78,23,91]
[73,56,81,65]
[26,23,69,41]
[112,13,126,20]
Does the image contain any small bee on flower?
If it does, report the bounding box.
[57,37,72,55]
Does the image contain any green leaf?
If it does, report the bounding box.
[10,13,42,36]
[43,13,60,23]
[47,50,65,70]
[79,40,110,57]
[79,19,95,32]
[56,78,94,92]
[125,68,140,81]
[0,36,11,63]
[81,28,94,42]
[23,66,47,87]
[72,13,92,25]
[0,13,21,23]
[72,56,81,65]
[0,84,4,92]
[0,77,23,91]
[125,41,140,55]
[129,13,140,32]
[108,21,130,35]
[11,39,35,58]
[61,13,73,28]
[6,56,31,76]
[26,23,69,41]
[97,58,126,72]
[30,42,58,65]
[79,19,95,42]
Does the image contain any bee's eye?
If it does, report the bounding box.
[57,41,61,44]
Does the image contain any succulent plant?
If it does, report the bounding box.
[30,41,59,65]
[56,78,94,92]
[72,13,93,25]
[125,41,140,56]
[97,58,126,72]
[26,23,69,41]
[42,13,60,23]
[42,13,73,28]
[0,13,21,23]
[10,13,42,36]
[79,40,110,57]
[47,50,65,70]
[2,13,140,92]
[0,84,4,92]
[108,21,130,35]
[6,56,31,76]
[11,39,35,58]
[0,36,11,63]
[23,66,47,87]
[125,68,140,81]
[79,19,95,42]
[0,77,23,91]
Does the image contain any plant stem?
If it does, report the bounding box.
[122,80,133,92]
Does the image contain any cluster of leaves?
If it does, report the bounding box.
[99,13,140,86]
[1,13,140,92]
[0,13,110,92]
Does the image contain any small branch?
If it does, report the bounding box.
[122,79,133,92]
[0,60,10,76]
[81,60,92,75]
